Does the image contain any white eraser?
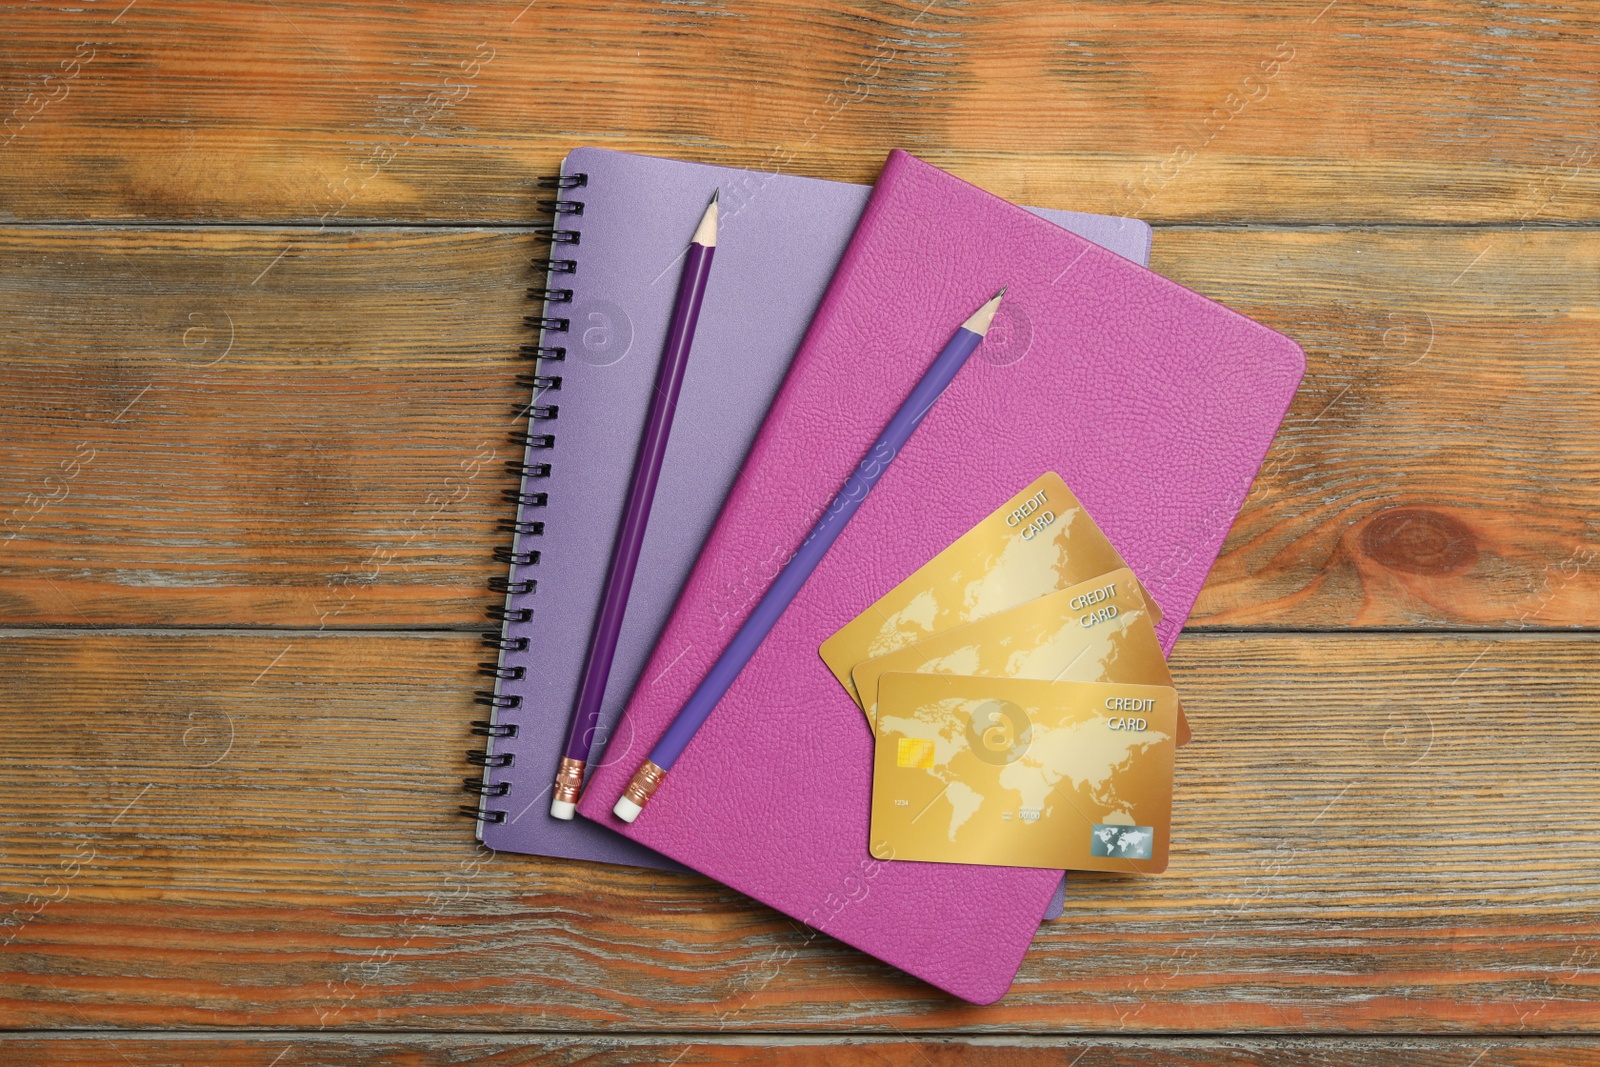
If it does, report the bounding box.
[550,798,576,820]
[613,796,643,823]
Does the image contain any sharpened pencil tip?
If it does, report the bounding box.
[692,192,719,247]
[963,288,1006,336]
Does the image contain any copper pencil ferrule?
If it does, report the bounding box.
[553,756,586,805]
[622,760,667,809]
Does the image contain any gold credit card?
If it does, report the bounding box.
[850,568,1190,746]
[820,472,1160,708]
[870,674,1176,874]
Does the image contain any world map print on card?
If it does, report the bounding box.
[870,674,1177,874]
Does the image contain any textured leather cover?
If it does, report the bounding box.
[480,146,1153,886]
[578,150,1305,1003]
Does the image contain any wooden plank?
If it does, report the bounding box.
[1,0,1597,224]
[3,630,1598,1030]
[0,226,529,629]
[1158,227,1600,630]
[5,1034,1600,1067]
[2,225,1596,629]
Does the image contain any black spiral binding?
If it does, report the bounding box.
[462,169,587,828]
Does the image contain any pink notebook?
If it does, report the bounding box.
[578,150,1305,1003]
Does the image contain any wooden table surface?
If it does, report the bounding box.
[3,0,1599,1062]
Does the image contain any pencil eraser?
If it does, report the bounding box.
[550,798,576,820]
[613,796,642,823]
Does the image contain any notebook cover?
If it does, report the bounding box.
[578,150,1305,1002]
[477,147,1153,878]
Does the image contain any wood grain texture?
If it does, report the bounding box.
[2,225,1596,630]
[1,0,1598,224]
[7,1034,1600,1067]
[3,630,1599,1031]
[3,0,1598,1049]
[1162,227,1600,630]
[0,226,529,629]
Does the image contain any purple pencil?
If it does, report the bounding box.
[550,191,719,819]
[613,289,1005,823]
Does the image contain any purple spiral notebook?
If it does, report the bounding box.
[471,149,1153,918]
